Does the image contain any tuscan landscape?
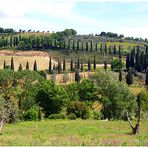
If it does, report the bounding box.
[0,0,148,146]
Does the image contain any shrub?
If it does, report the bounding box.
[67,101,90,119]
[23,106,39,121]
[67,113,77,120]
[48,113,66,119]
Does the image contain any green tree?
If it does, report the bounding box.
[10,57,14,71]
[36,80,69,117]
[88,59,91,71]
[3,60,6,69]
[33,60,37,72]
[18,63,23,71]
[75,70,80,82]
[49,57,52,73]
[63,58,66,71]
[126,68,133,85]
[26,62,29,70]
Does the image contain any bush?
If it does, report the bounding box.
[67,101,90,119]
[23,106,39,121]
[67,113,77,120]
[48,113,66,119]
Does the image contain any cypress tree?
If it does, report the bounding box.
[68,39,71,50]
[126,68,133,85]
[58,60,62,74]
[95,43,98,52]
[126,54,130,71]
[81,42,84,51]
[86,42,88,52]
[104,60,107,71]
[119,69,122,82]
[70,58,73,72]
[105,43,107,54]
[100,43,102,54]
[77,41,79,51]
[63,40,66,49]
[88,59,91,71]
[75,70,80,82]
[3,60,6,69]
[10,57,14,71]
[26,61,29,70]
[63,58,66,71]
[90,41,93,52]
[77,57,80,69]
[93,56,96,70]
[140,51,145,71]
[33,60,37,72]
[72,40,75,51]
[145,68,148,85]
[130,51,135,69]
[81,59,83,72]
[10,36,13,47]
[146,45,148,54]
[18,63,23,71]
[119,45,122,59]
[135,46,141,72]
[49,57,52,73]
[113,45,116,55]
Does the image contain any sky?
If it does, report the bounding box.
[0,0,148,38]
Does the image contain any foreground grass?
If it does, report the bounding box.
[0,119,148,146]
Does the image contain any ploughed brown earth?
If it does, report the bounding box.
[0,50,50,57]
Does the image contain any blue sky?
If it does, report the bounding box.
[0,0,148,38]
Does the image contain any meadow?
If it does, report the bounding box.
[0,119,148,146]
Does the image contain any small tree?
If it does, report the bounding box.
[75,70,80,82]
[58,60,62,74]
[88,59,91,71]
[93,56,96,70]
[119,69,122,82]
[49,57,52,73]
[33,60,37,72]
[3,60,6,69]
[77,57,80,69]
[104,60,107,71]
[126,68,133,85]
[10,57,14,71]
[70,58,73,72]
[81,59,83,72]
[18,63,23,71]
[26,62,29,70]
[126,93,142,135]
[63,58,66,71]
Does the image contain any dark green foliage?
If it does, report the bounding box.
[78,79,97,101]
[58,60,62,74]
[70,58,74,72]
[26,62,29,70]
[135,46,141,72]
[93,56,96,70]
[10,57,14,71]
[90,41,93,52]
[75,70,80,82]
[18,63,23,71]
[126,68,133,85]
[77,41,79,51]
[119,45,122,59]
[23,106,39,121]
[104,43,107,54]
[67,101,90,119]
[104,61,107,71]
[63,58,66,71]
[3,60,6,69]
[38,108,42,121]
[80,59,83,72]
[113,45,116,55]
[49,57,52,73]
[72,40,75,51]
[95,43,98,52]
[88,59,91,71]
[48,114,66,119]
[86,42,88,52]
[77,57,80,69]
[145,68,148,85]
[67,113,77,120]
[119,69,122,82]
[112,58,124,71]
[33,60,37,72]
[36,80,69,117]
[126,54,130,70]
[130,51,135,68]
[91,70,136,120]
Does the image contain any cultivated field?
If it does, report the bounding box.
[0,50,57,71]
[0,120,148,146]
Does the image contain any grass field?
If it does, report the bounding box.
[0,120,148,146]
